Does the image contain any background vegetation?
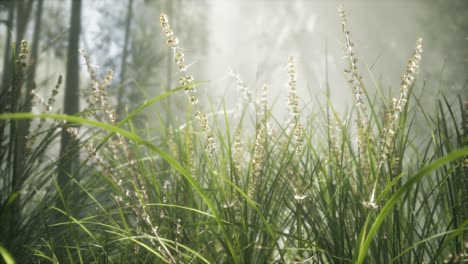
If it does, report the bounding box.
[0,0,467,263]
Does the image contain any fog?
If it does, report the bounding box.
[205,1,466,114]
[1,0,466,121]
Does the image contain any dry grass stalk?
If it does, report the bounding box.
[26,75,62,155]
[248,84,269,199]
[160,13,216,154]
[287,57,304,158]
[367,38,423,208]
[287,57,306,201]
[338,4,372,185]
[77,50,176,263]
[233,128,244,186]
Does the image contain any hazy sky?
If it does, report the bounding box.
[201,0,466,116]
[1,0,465,117]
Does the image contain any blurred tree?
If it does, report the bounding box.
[92,0,167,127]
[0,0,34,111]
[88,0,209,129]
[58,0,81,190]
[25,0,43,100]
[15,0,44,195]
[0,0,44,254]
[116,0,134,119]
[0,0,14,136]
[41,1,69,59]
[14,0,33,44]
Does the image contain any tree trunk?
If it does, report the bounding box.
[0,1,14,109]
[58,0,82,190]
[15,0,33,45]
[14,0,44,193]
[25,0,43,104]
[0,1,13,159]
[116,0,134,119]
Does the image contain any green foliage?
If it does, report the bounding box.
[1,4,467,264]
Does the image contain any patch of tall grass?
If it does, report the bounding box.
[1,4,467,264]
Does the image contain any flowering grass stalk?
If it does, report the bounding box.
[160,13,216,155]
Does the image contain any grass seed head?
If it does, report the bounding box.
[160,13,216,154]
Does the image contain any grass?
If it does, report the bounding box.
[1,4,467,263]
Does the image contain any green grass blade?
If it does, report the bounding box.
[356,147,468,264]
[0,244,15,264]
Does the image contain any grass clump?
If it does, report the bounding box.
[1,3,467,264]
